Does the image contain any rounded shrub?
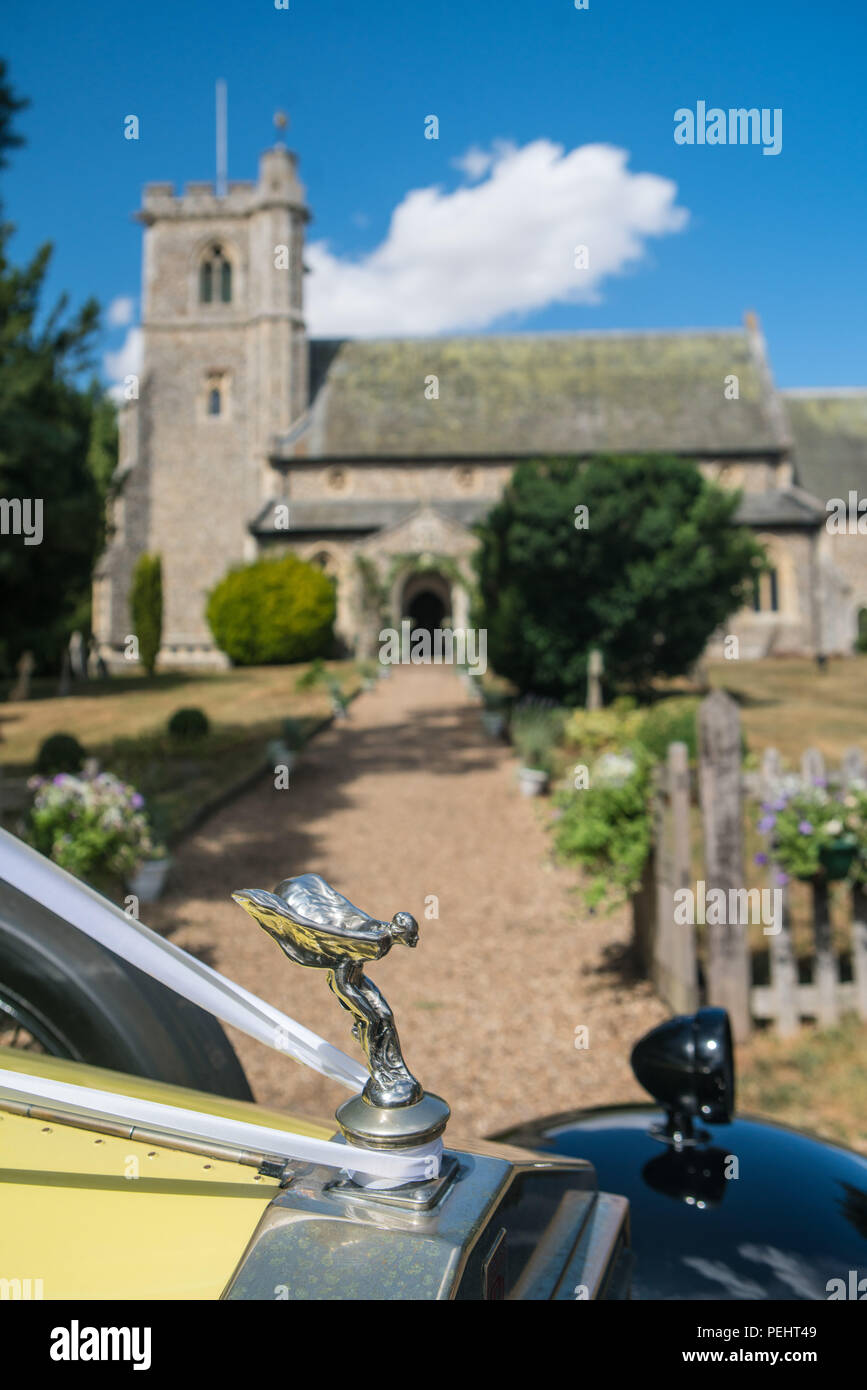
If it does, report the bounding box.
[167,707,210,741]
[207,555,336,666]
[36,732,86,776]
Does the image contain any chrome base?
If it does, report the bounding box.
[327,1153,460,1210]
[335,1089,450,1150]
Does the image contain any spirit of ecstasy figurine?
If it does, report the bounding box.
[232,873,449,1152]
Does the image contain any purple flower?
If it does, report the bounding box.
[812,777,827,788]
[131,793,144,809]
[758,815,777,833]
[52,774,66,786]
[772,798,787,812]
[754,852,769,866]
[798,820,813,835]
[774,870,789,886]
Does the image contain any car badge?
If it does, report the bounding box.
[233,873,450,1153]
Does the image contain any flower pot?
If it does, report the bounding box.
[481,710,505,738]
[267,740,297,773]
[127,857,171,902]
[517,766,549,797]
[819,839,858,881]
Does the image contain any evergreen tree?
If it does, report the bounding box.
[474,455,765,700]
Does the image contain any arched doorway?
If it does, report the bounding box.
[407,588,446,634]
[400,570,452,634]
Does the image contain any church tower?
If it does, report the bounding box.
[94,138,310,666]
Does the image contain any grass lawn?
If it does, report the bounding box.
[705,654,867,765]
[0,662,359,844]
[738,1017,867,1156]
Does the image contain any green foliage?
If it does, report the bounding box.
[856,608,867,654]
[130,553,162,676]
[207,554,335,665]
[554,750,654,910]
[474,455,764,700]
[757,784,862,882]
[84,381,119,505]
[281,717,306,750]
[511,700,566,774]
[35,732,86,775]
[167,707,210,741]
[24,770,157,891]
[635,698,701,762]
[0,67,107,674]
[565,705,645,758]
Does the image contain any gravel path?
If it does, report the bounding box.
[149,667,666,1139]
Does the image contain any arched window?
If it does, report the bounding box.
[199,244,232,304]
[752,569,779,613]
[208,386,222,416]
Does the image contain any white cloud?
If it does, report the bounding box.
[104,326,142,401]
[305,140,688,337]
[451,145,495,182]
[107,295,135,328]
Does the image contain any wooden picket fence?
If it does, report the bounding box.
[632,689,867,1040]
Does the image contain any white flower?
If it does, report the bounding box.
[823,819,843,836]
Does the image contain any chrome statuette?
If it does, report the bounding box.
[232,873,449,1155]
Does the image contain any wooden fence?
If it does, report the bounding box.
[632,689,867,1040]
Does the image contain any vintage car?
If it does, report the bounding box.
[1,825,865,1302]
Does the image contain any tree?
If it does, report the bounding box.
[130,553,162,676]
[0,61,109,674]
[474,455,764,700]
[207,554,335,665]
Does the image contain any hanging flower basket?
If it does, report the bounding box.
[818,837,858,881]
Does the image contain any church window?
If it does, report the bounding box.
[205,371,228,420]
[752,569,779,613]
[200,244,232,303]
[454,465,476,491]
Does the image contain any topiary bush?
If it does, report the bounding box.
[207,555,335,666]
[167,707,210,741]
[36,732,86,776]
[635,697,700,763]
[130,553,163,676]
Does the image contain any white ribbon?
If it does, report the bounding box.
[0,1067,441,1185]
[0,828,368,1090]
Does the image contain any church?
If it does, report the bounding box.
[93,138,867,668]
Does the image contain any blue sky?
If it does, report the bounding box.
[4,0,865,388]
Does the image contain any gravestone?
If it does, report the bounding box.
[68,630,87,680]
[586,648,604,711]
[9,651,35,701]
[57,650,72,697]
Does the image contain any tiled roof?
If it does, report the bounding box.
[734,488,826,528]
[783,390,867,502]
[251,498,490,536]
[271,330,788,460]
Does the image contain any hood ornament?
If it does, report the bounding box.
[233,873,449,1154]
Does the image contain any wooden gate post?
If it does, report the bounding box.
[760,746,799,1036]
[698,690,752,1041]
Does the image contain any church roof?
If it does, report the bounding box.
[251,497,490,536]
[733,487,826,528]
[782,390,867,502]
[272,329,789,461]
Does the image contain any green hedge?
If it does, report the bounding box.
[207,554,335,666]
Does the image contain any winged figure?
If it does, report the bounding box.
[232,873,422,1108]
